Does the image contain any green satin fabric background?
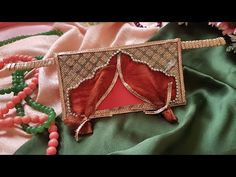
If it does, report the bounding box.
[15,22,236,155]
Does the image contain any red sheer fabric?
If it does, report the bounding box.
[97,77,145,110]
[120,54,176,106]
[67,53,177,134]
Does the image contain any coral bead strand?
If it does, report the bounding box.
[46,123,59,155]
[24,96,56,134]
[0,33,62,154]
[0,114,59,155]
[0,55,34,70]
[0,68,38,119]
[0,115,47,127]
[0,54,58,155]
[0,55,57,134]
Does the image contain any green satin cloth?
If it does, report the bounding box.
[15,22,236,155]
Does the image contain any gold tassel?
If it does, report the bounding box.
[144,82,173,115]
[74,117,91,141]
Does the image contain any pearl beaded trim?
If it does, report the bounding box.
[64,47,182,118]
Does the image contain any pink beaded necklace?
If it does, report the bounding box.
[0,55,59,155]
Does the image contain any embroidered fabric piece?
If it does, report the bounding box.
[5,37,225,139]
[55,38,186,136]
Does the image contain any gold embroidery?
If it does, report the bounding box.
[90,103,157,118]
[54,37,225,121]
[56,39,186,121]
[177,39,186,105]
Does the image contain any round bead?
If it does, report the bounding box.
[4,118,14,127]
[12,96,21,104]
[31,115,39,123]
[49,132,59,139]
[20,56,27,62]
[0,119,4,127]
[30,127,37,134]
[14,116,22,124]
[0,110,3,118]
[26,126,33,133]
[1,107,9,114]
[0,61,4,69]
[32,78,38,84]
[8,57,14,63]
[6,101,15,109]
[46,147,57,155]
[36,125,44,133]
[48,124,58,133]
[14,55,20,59]
[28,82,36,89]
[34,69,39,73]
[43,120,52,128]
[17,112,25,116]
[30,102,37,108]
[18,91,26,99]
[49,111,56,119]
[34,73,39,78]
[41,105,47,111]
[23,56,32,62]
[23,87,33,95]
[18,55,24,59]
[3,57,10,63]
[22,116,31,124]
[48,139,59,147]
[39,115,48,124]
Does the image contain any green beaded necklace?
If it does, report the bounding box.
[0,56,57,134]
[0,29,63,134]
[0,30,63,47]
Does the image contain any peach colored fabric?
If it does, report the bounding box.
[0,22,53,41]
[0,23,55,155]
[0,22,161,154]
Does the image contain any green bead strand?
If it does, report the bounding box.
[12,70,26,93]
[11,69,28,130]
[35,56,44,60]
[9,56,43,94]
[0,30,63,47]
[0,52,56,134]
[12,69,32,132]
[0,87,13,95]
[0,68,25,94]
[24,96,56,134]
[15,103,25,117]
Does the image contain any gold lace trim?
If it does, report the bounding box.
[90,103,157,118]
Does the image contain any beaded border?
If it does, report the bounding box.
[56,39,186,119]
[65,50,180,118]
